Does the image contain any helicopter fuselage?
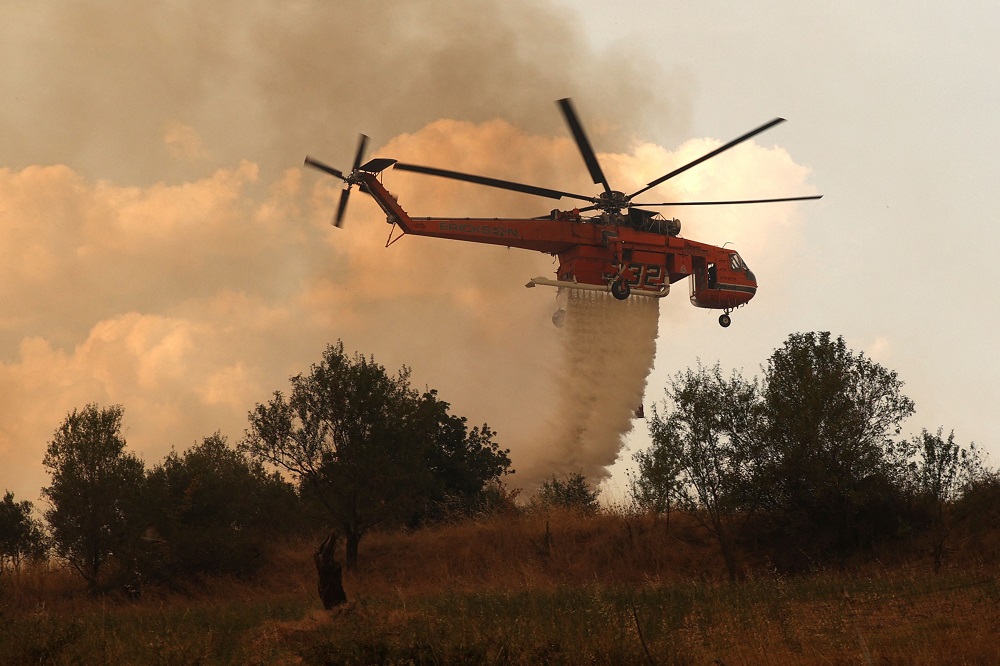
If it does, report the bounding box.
[306,100,820,327]
[357,171,757,313]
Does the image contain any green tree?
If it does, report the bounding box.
[956,470,1000,558]
[760,332,915,560]
[536,472,599,514]
[145,433,303,579]
[907,427,985,572]
[413,390,512,522]
[475,479,523,518]
[629,457,682,519]
[635,363,764,580]
[42,404,146,590]
[244,341,510,569]
[0,491,47,573]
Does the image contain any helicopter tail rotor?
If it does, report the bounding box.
[303,156,345,180]
[304,133,369,227]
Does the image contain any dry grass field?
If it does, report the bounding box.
[2,509,998,664]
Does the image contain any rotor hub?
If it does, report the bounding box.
[598,190,629,213]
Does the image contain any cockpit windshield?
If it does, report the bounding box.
[729,252,748,271]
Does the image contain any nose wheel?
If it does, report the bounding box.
[719,312,732,328]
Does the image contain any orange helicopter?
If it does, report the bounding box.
[305,99,820,327]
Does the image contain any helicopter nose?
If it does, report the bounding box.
[742,269,758,304]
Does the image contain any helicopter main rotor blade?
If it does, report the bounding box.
[633,194,824,207]
[304,156,346,181]
[351,134,369,172]
[334,187,352,227]
[557,98,612,195]
[628,118,787,200]
[393,162,598,204]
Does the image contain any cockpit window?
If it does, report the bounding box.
[729,253,743,271]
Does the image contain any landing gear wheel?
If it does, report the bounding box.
[719,313,732,328]
[610,280,630,300]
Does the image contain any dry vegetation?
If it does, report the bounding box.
[2,509,998,665]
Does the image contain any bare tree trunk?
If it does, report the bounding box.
[344,530,360,571]
[709,513,742,582]
[314,532,347,609]
[719,533,741,582]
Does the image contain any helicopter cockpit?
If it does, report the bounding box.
[729,251,756,282]
[689,249,759,326]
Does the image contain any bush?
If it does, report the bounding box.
[535,473,599,514]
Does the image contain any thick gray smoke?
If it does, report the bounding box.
[0,1,687,501]
[0,2,816,502]
[0,1,686,186]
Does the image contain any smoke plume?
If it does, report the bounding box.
[0,2,817,502]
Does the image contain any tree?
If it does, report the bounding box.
[475,479,523,518]
[412,390,512,522]
[629,456,682,520]
[0,491,47,574]
[760,332,915,560]
[42,404,146,590]
[536,473,600,514]
[956,470,1000,558]
[244,341,511,569]
[632,333,919,572]
[635,363,764,580]
[145,433,303,579]
[907,427,985,572]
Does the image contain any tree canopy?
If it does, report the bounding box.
[536,472,600,514]
[42,404,146,590]
[636,363,764,579]
[244,341,511,569]
[145,432,303,579]
[633,332,923,572]
[0,491,47,573]
[905,427,986,572]
[760,332,915,555]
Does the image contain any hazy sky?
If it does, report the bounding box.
[2,2,996,504]
[555,1,1000,495]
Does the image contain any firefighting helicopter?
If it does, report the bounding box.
[304,99,821,327]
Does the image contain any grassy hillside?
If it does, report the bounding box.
[2,509,998,664]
